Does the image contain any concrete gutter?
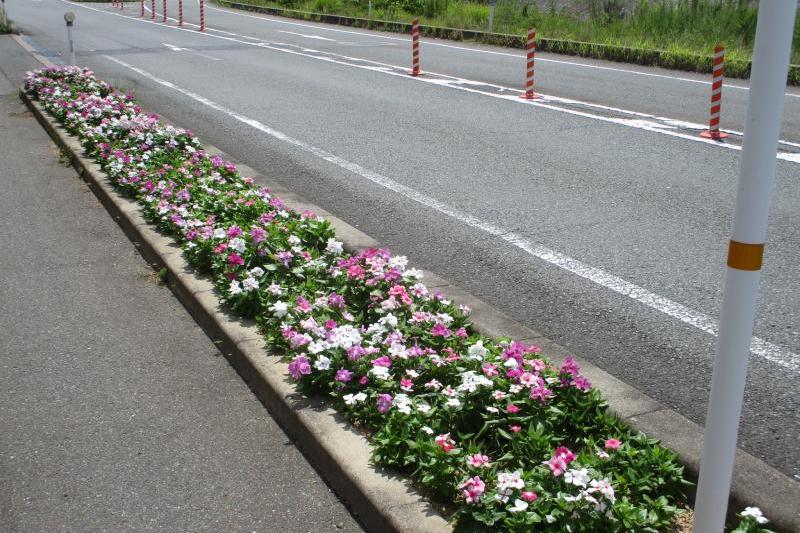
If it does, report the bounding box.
[20,86,800,532]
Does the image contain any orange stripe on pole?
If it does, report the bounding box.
[727,241,764,271]
[200,0,205,31]
[151,0,155,19]
[179,0,183,26]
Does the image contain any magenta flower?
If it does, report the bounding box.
[288,356,311,380]
[435,433,456,452]
[430,323,452,338]
[335,369,352,382]
[228,253,244,267]
[506,404,521,414]
[376,393,393,413]
[250,226,267,244]
[521,491,538,502]
[605,438,622,450]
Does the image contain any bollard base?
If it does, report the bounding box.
[700,130,730,140]
[518,92,542,100]
[409,70,422,77]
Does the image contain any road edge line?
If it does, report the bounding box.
[20,90,800,533]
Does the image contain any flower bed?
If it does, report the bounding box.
[25,66,692,532]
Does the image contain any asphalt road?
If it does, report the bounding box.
[4,0,799,482]
[0,36,363,532]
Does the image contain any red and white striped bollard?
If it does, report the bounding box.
[150,0,155,19]
[410,17,420,76]
[199,0,205,31]
[700,45,729,139]
[178,0,183,26]
[162,0,167,22]
[519,28,541,100]
[140,0,144,17]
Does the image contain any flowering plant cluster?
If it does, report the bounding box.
[26,66,690,531]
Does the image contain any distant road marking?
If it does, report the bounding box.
[103,55,800,375]
[278,30,336,41]
[162,42,222,60]
[66,0,800,161]
[204,1,800,99]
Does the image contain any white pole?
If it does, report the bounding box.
[367,0,371,19]
[692,2,797,532]
[1,0,7,28]
[488,0,495,32]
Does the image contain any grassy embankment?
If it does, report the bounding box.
[217,0,800,81]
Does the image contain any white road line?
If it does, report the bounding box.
[162,42,222,60]
[278,30,336,41]
[64,0,800,161]
[205,1,800,99]
[102,54,800,374]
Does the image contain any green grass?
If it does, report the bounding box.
[222,0,799,72]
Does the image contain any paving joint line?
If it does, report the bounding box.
[18,81,800,533]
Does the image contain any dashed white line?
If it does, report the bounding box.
[103,54,800,374]
[278,30,336,41]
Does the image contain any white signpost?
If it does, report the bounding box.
[692,1,798,532]
[64,12,76,66]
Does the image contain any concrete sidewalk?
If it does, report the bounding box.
[0,36,363,533]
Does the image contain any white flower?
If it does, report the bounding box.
[229,237,246,252]
[486,406,499,413]
[403,268,423,280]
[503,358,519,369]
[370,366,391,380]
[415,402,431,413]
[242,277,259,292]
[267,283,284,295]
[249,266,265,278]
[564,468,590,488]
[378,313,398,328]
[394,394,413,414]
[329,325,362,349]
[589,479,616,504]
[420,426,434,435]
[467,340,488,361]
[389,255,408,269]
[343,392,367,405]
[497,471,525,492]
[446,398,462,409]
[508,499,529,513]
[325,238,344,255]
[288,235,301,245]
[228,280,242,295]
[270,301,289,318]
[212,228,226,239]
[741,507,768,524]
[313,355,331,370]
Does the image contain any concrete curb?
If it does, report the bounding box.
[22,90,800,532]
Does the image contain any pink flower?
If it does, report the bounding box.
[521,491,538,502]
[459,476,485,504]
[435,433,456,452]
[250,226,267,243]
[376,394,393,413]
[545,455,568,476]
[605,438,622,450]
[467,454,490,468]
[482,363,499,377]
[455,327,468,338]
[400,378,414,392]
[554,446,576,464]
[347,265,365,279]
[371,355,392,368]
[510,425,522,433]
[335,369,352,382]
[506,404,521,414]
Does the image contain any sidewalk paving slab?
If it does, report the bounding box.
[0,35,364,533]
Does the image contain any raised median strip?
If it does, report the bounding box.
[19,65,799,532]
